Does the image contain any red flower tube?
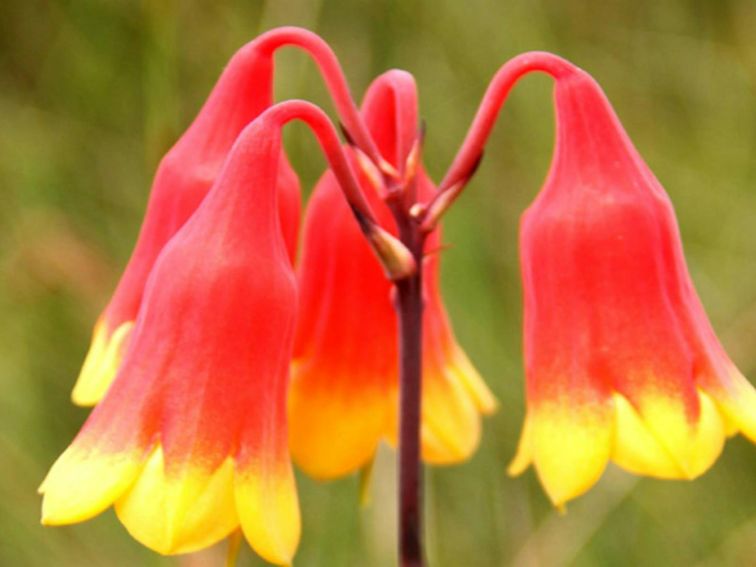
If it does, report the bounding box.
[289,71,497,479]
[508,67,756,507]
[41,115,300,564]
[72,37,301,406]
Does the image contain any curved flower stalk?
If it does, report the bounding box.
[289,70,497,480]
[507,66,756,507]
[72,26,378,407]
[41,114,301,564]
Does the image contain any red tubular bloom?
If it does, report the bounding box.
[289,71,497,479]
[508,67,756,507]
[41,115,300,565]
[71,37,301,406]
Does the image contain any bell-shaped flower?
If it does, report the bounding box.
[508,67,756,507]
[289,71,497,479]
[72,38,301,406]
[40,115,300,565]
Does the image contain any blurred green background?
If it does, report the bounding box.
[2,1,755,565]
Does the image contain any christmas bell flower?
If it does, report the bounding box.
[71,35,301,407]
[507,65,756,507]
[71,26,380,408]
[40,114,300,565]
[289,70,497,480]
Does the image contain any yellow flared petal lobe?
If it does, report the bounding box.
[512,401,613,508]
[40,444,144,525]
[401,345,496,465]
[513,388,733,508]
[115,446,238,555]
[612,393,682,477]
[710,368,756,443]
[234,463,300,567]
[619,389,725,479]
[447,347,498,415]
[288,374,391,479]
[417,365,480,464]
[72,320,134,406]
[507,412,533,477]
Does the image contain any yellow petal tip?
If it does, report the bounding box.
[506,459,527,478]
[710,367,756,444]
[116,447,239,555]
[612,389,725,480]
[507,412,534,477]
[41,444,144,526]
[71,320,134,407]
[235,464,300,566]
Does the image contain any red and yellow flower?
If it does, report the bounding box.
[288,71,497,479]
[71,38,300,406]
[41,115,300,565]
[508,68,756,507]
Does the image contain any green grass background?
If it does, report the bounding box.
[1,1,755,565]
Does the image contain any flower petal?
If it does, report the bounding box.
[507,411,534,477]
[447,346,498,416]
[702,365,756,443]
[71,320,134,406]
[612,393,681,477]
[288,367,392,478]
[410,265,497,464]
[615,386,725,479]
[510,396,614,508]
[235,461,300,566]
[40,443,145,525]
[418,366,480,464]
[115,446,238,555]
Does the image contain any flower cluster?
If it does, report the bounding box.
[40,27,754,565]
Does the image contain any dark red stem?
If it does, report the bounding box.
[394,215,426,567]
[269,95,428,563]
[370,72,427,567]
